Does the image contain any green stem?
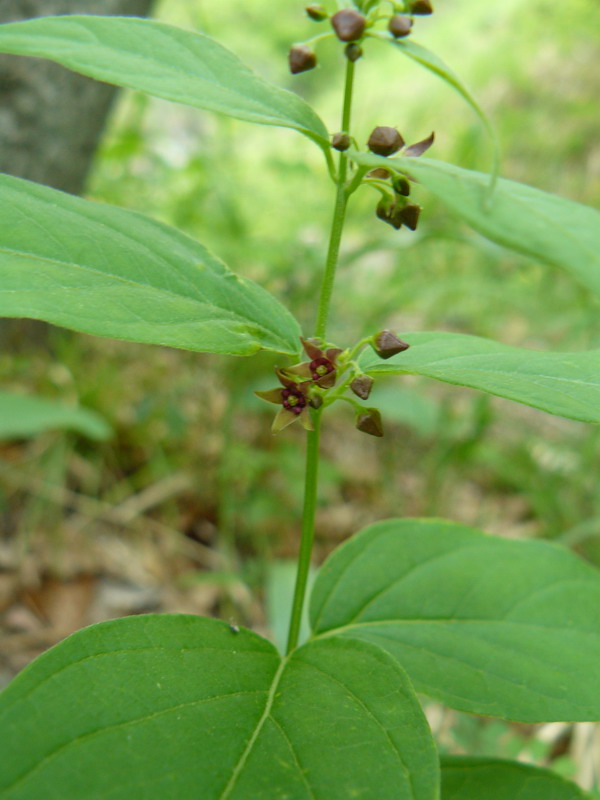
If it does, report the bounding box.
[285,57,357,655]
[285,414,321,654]
[314,57,356,340]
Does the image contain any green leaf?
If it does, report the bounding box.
[0,174,300,356]
[349,152,600,299]
[441,756,591,800]
[0,615,439,799]
[359,331,600,423]
[390,39,499,186]
[310,518,600,722]
[0,392,110,441]
[0,15,329,149]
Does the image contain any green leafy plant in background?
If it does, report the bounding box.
[0,2,599,797]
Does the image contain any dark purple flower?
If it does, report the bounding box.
[255,370,314,433]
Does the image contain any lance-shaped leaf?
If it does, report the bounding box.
[0,16,329,150]
[389,39,500,185]
[0,615,439,799]
[0,174,300,356]
[310,518,600,722]
[350,152,600,299]
[440,756,592,800]
[0,392,110,441]
[359,332,600,423]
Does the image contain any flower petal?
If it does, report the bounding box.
[301,337,325,361]
[315,370,337,389]
[272,407,299,434]
[255,388,283,405]
[404,132,435,158]
[299,409,315,431]
[284,362,313,379]
[325,347,343,363]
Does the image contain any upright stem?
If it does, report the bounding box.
[285,415,321,654]
[314,58,355,340]
[286,58,356,655]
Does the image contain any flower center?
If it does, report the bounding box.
[282,387,307,415]
[310,358,333,381]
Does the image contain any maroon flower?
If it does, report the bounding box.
[255,370,314,433]
[285,338,343,389]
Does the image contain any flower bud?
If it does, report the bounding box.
[356,408,384,437]
[373,330,410,359]
[288,45,317,75]
[330,9,366,42]
[367,126,405,156]
[306,4,328,21]
[350,375,374,400]
[332,132,351,151]
[398,202,421,231]
[345,42,363,62]
[388,15,413,38]
[376,198,393,224]
[392,175,411,196]
[410,0,433,14]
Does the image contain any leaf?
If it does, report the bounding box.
[440,756,592,800]
[0,392,110,441]
[310,518,600,722]
[0,615,439,799]
[0,15,329,149]
[0,174,300,356]
[349,152,600,299]
[390,39,499,186]
[358,331,600,423]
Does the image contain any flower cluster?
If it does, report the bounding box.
[255,338,342,433]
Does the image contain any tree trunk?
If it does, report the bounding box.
[0,0,156,348]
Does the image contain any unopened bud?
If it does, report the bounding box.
[368,126,405,156]
[388,15,413,38]
[392,175,411,196]
[289,45,317,75]
[373,330,410,359]
[376,198,393,224]
[356,408,384,437]
[398,202,421,231]
[345,42,363,62]
[350,375,374,400]
[306,4,328,21]
[332,132,351,151]
[330,9,366,42]
[309,394,323,409]
[410,0,433,14]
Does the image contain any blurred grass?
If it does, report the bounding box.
[1,0,599,785]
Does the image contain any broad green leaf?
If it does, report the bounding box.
[310,518,600,722]
[441,756,591,800]
[390,39,499,186]
[0,392,110,441]
[359,331,600,423]
[0,15,329,149]
[0,615,438,800]
[349,152,600,299]
[0,174,300,356]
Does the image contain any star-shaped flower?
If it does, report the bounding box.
[284,338,343,389]
[255,369,314,433]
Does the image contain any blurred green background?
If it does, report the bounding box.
[1,0,599,788]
